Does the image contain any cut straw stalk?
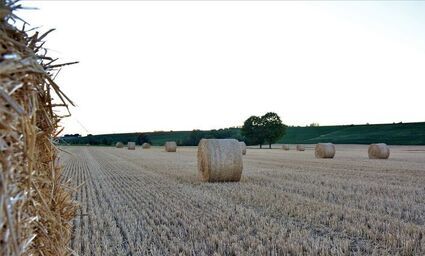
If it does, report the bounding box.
[0,2,77,255]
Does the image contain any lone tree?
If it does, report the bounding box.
[241,115,265,148]
[242,112,286,149]
[261,112,286,149]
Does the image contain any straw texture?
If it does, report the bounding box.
[239,141,247,155]
[282,144,290,150]
[128,142,136,150]
[197,139,243,182]
[0,2,77,255]
[368,143,390,159]
[116,142,124,148]
[165,141,177,152]
[142,142,151,149]
[296,144,305,151]
[315,143,336,159]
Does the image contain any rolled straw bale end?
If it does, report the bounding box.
[282,144,290,150]
[142,143,151,149]
[165,141,177,152]
[128,142,136,150]
[197,139,243,182]
[296,144,305,151]
[315,143,336,158]
[116,142,124,148]
[239,141,247,155]
[368,143,390,159]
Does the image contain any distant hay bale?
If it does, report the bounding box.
[239,141,247,155]
[165,141,177,152]
[128,142,136,150]
[116,142,124,148]
[296,144,305,151]
[282,144,290,150]
[142,143,151,149]
[368,143,390,159]
[315,143,336,158]
[198,139,243,182]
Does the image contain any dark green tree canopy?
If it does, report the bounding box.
[261,112,286,148]
[136,133,152,145]
[241,116,265,146]
[241,112,286,148]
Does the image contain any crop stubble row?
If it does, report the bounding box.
[61,145,425,255]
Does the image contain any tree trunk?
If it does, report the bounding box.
[269,143,271,149]
[260,144,262,149]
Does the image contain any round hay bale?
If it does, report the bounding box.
[239,141,247,155]
[115,142,124,148]
[198,139,243,182]
[296,144,305,151]
[165,141,177,152]
[128,142,136,150]
[142,143,151,149]
[315,143,335,158]
[368,143,390,159]
[282,144,290,150]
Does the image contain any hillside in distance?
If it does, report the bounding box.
[61,122,425,146]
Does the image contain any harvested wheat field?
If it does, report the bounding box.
[61,145,425,255]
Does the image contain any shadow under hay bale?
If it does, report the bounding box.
[197,139,243,182]
[368,143,390,159]
[315,143,336,159]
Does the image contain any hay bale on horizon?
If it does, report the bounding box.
[239,141,247,155]
[198,139,243,182]
[116,142,124,148]
[296,144,305,151]
[165,141,177,152]
[142,142,151,149]
[315,143,336,158]
[368,143,390,159]
[282,144,290,150]
[128,142,136,150]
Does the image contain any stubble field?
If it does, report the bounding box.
[61,145,425,255]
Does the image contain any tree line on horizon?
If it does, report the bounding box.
[60,120,425,146]
[60,112,287,147]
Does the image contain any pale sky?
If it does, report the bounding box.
[19,1,425,135]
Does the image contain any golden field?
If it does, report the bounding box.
[61,145,425,255]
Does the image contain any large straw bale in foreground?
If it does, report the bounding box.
[165,141,177,152]
[296,144,305,151]
[116,142,124,148]
[198,139,243,182]
[128,142,136,150]
[142,142,151,149]
[315,143,336,158]
[0,2,77,255]
[368,143,390,159]
[282,144,290,150]
[239,141,247,155]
